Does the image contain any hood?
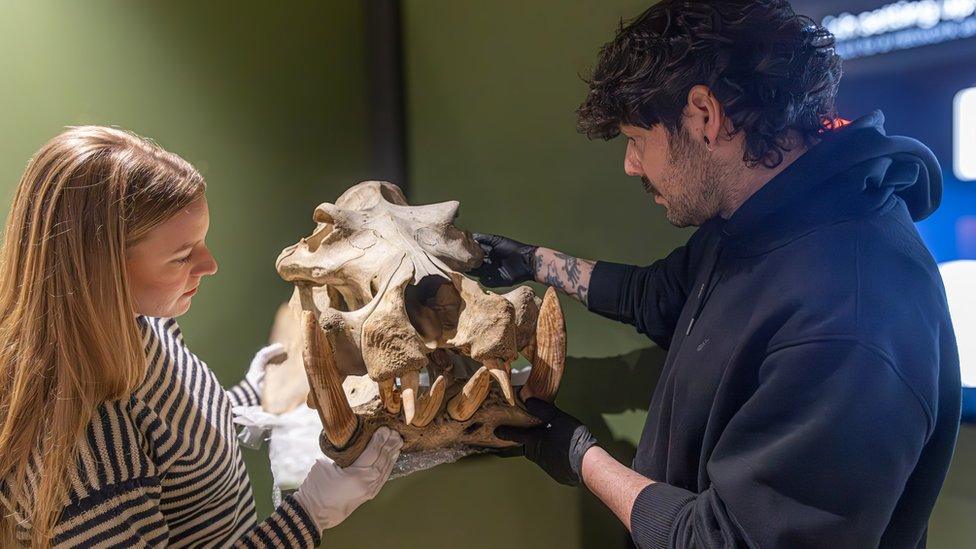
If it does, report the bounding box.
[720,111,942,254]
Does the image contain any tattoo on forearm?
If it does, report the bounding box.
[533,248,594,306]
[555,252,581,287]
[578,284,589,304]
[544,264,562,289]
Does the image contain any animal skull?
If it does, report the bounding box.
[276,181,566,466]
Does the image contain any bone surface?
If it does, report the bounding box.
[276,182,568,467]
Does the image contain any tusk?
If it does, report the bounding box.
[378,378,401,414]
[400,370,420,426]
[302,311,359,449]
[521,287,566,403]
[412,374,447,427]
[447,366,491,422]
[485,359,515,406]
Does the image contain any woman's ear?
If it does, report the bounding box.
[686,85,723,150]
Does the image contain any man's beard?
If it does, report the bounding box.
[659,128,724,228]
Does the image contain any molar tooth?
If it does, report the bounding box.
[412,374,447,427]
[485,360,515,406]
[447,366,491,422]
[378,378,401,414]
[400,370,420,425]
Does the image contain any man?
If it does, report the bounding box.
[472,1,961,547]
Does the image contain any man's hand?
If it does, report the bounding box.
[494,398,598,486]
[468,233,538,287]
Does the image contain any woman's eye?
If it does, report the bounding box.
[176,254,192,264]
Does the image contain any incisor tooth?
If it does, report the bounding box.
[401,370,420,425]
[486,360,515,406]
[378,378,401,414]
[447,366,491,421]
[521,287,566,403]
[302,311,359,449]
[412,374,447,427]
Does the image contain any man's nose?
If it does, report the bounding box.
[624,141,643,177]
[624,155,643,177]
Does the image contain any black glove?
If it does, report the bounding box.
[468,233,538,288]
[494,398,598,487]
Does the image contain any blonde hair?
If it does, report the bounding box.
[0,126,206,547]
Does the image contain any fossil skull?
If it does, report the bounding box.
[276,181,566,466]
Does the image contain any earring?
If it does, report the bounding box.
[704,136,715,152]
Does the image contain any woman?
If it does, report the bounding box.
[0,126,401,547]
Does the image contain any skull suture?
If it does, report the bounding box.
[275,181,566,466]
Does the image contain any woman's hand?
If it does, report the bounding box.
[292,427,403,531]
[246,343,287,398]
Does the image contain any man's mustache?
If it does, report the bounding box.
[642,176,658,196]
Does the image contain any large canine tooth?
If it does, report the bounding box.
[400,370,420,426]
[412,374,447,428]
[302,311,359,449]
[485,360,516,406]
[378,378,401,414]
[447,366,491,422]
[521,287,566,403]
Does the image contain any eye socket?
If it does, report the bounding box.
[175,253,192,264]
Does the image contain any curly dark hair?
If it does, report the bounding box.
[577,0,843,168]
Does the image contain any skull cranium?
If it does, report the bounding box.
[275,181,566,466]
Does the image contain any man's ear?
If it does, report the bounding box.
[685,85,723,149]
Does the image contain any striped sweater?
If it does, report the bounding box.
[6,316,322,547]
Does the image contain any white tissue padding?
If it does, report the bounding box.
[233,404,327,492]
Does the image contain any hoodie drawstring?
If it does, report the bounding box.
[686,240,725,336]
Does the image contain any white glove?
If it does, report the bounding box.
[246,343,287,397]
[292,427,403,531]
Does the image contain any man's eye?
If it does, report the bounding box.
[176,254,192,264]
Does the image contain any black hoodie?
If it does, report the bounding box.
[587,112,961,548]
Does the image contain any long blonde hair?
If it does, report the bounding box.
[0,126,206,547]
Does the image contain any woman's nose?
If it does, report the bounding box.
[194,247,218,276]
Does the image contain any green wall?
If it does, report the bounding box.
[0,0,371,527]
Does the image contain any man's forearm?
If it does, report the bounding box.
[580,446,654,532]
[533,247,595,305]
